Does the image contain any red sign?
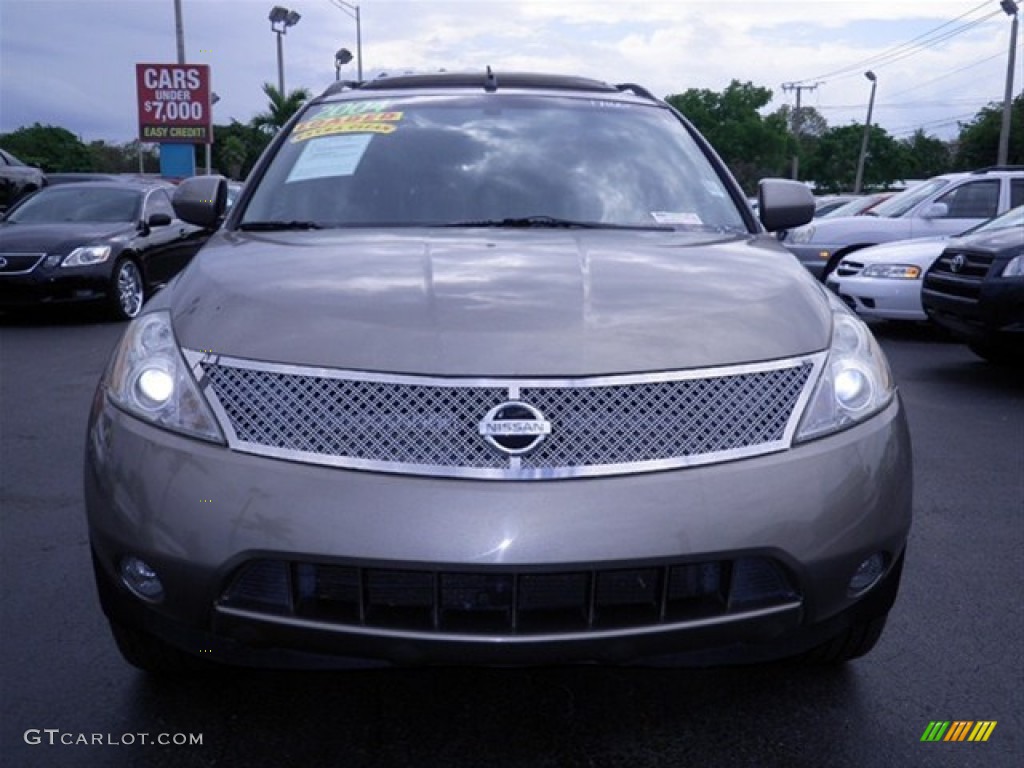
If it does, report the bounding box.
[136,63,212,144]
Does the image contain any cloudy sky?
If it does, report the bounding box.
[0,0,1018,145]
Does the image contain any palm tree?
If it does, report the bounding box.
[251,82,312,135]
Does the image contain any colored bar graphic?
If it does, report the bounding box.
[921,721,996,742]
[945,721,973,741]
[968,722,997,742]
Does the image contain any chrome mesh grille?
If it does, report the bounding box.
[518,369,808,469]
[196,354,818,479]
[202,367,507,468]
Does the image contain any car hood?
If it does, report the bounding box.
[165,229,833,376]
[851,236,949,266]
[953,225,1024,252]
[0,221,134,253]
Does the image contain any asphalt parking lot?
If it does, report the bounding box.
[1,310,1021,768]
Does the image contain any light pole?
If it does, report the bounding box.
[329,1,362,81]
[998,0,1019,166]
[335,48,353,81]
[853,71,877,194]
[269,6,301,94]
[206,92,220,174]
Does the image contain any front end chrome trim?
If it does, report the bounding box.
[184,350,827,480]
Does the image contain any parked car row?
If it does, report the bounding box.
[825,205,1023,364]
[782,166,1024,280]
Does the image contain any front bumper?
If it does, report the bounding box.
[923,280,1024,346]
[826,275,926,321]
[0,265,111,308]
[85,393,912,667]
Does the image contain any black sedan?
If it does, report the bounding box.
[0,181,209,320]
[0,148,46,210]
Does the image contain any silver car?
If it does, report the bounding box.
[84,72,912,673]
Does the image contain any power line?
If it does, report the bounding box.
[889,113,985,137]
[884,50,1007,100]
[815,98,1003,110]
[791,1,999,84]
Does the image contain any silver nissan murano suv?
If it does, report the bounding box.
[84,72,912,673]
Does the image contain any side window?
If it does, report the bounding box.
[1010,178,1024,210]
[144,188,176,220]
[935,180,999,219]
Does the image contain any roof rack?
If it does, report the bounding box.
[970,165,1024,174]
[319,79,363,98]
[615,82,658,102]
[350,71,621,93]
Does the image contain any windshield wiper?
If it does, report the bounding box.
[442,216,672,231]
[238,220,323,231]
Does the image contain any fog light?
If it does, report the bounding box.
[120,556,165,602]
[849,553,886,594]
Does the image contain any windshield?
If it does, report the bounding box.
[869,179,946,219]
[6,186,141,224]
[241,94,747,232]
[962,204,1024,235]
[821,194,885,219]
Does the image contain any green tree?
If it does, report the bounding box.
[899,130,952,180]
[666,81,792,192]
[195,120,272,179]
[775,104,829,138]
[251,83,312,135]
[0,123,93,172]
[954,94,1024,169]
[773,104,829,180]
[803,124,908,193]
[88,139,159,173]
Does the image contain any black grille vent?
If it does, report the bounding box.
[221,557,800,636]
[924,249,995,303]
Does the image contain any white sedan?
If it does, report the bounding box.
[825,206,1024,322]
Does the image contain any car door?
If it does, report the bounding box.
[136,187,200,285]
[910,179,1001,238]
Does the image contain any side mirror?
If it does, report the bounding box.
[147,213,172,227]
[921,202,948,219]
[172,175,227,228]
[758,179,815,232]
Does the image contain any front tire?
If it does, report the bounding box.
[109,258,145,321]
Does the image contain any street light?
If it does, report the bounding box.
[329,1,363,81]
[998,0,1019,166]
[206,92,220,175]
[269,5,301,94]
[853,71,878,195]
[335,48,353,81]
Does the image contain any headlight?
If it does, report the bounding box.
[61,245,112,267]
[1002,254,1024,277]
[860,264,921,279]
[788,225,816,244]
[796,305,895,441]
[105,311,224,443]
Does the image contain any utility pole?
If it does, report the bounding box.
[998,0,1019,166]
[854,71,878,195]
[782,82,819,180]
